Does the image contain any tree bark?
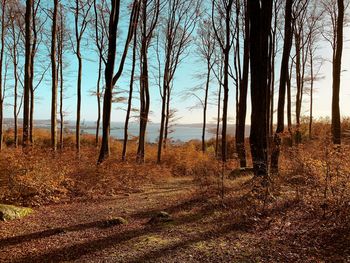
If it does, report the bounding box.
[248,0,272,179]
[98,0,121,163]
[331,0,343,145]
[51,0,58,151]
[0,0,5,150]
[122,29,137,161]
[235,0,249,168]
[23,0,33,148]
[271,0,293,172]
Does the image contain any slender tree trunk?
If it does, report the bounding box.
[271,0,293,172]
[164,87,170,148]
[95,55,102,147]
[122,30,137,161]
[13,52,18,148]
[236,0,249,168]
[157,53,170,163]
[332,0,344,145]
[309,48,313,140]
[137,0,154,163]
[0,0,5,150]
[29,2,37,145]
[215,80,222,158]
[51,0,58,151]
[202,63,210,153]
[23,0,33,148]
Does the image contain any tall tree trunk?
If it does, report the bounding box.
[0,0,5,150]
[76,50,82,153]
[95,55,102,147]
[248,0,272,179]
[137,0,156,163]
[202,63,210,153]
[309,47,313,140]
[271,0,293,172]
[236,0,249,168]
[29,1,38,145]
[157,50,170,163]
[122,29,137,161]
[221,0,233,163]
[51,0,58,151]
[98,0,121,163]
[215,80,222,158]
[332,0,344,145]
[23,0,33,148]
[164,87,170,148]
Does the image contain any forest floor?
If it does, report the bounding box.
[1,172,349,263]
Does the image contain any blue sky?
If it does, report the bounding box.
[2,3,350,125]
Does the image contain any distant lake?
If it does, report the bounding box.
[82,122,218,143]
[4,119,250,142]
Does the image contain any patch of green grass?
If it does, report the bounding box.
[0,204,33,221]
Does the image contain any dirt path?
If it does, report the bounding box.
[1,177,231,263]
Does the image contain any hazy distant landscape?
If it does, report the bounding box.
[3,118,250,142]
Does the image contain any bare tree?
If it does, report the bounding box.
[0,0,6,150]
[136,0,160,163]
[98,0,140,163]
[271,0,293,172]
[92,0,108,147]
[234,0,249,168]
[195,17,215,153]
[156,0,200,163]
[211,0,234,163]
[22,0,33,148]
[7,1,23,147]
[122,27,137,161]
[72,0,93,154]
[51,0,58,151]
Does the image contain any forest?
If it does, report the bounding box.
[0,0,350,262]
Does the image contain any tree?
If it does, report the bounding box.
[122,27,137,161]
[248,0,273,179]
[235,0,249,168]
[136,0,160,163]
[22,0,33,148]
[98,0,140,163]
[92,0,108,147]
[72,0,93,154]
[271,0,293,172]
[195,18,216,153]
[331,0,344,144]
[51,0,58,151]
[0,0,6,150]
[29,0,45,144]
[211,0,234,163]
[7,0,23,148]
[156,0,200,163]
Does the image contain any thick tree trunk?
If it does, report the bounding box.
[51,0,58,151]
[271,0,293,172]
[23,0,33,148]
[248,0,272,179]
[332,0,344,145]
[215,81,222,158]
